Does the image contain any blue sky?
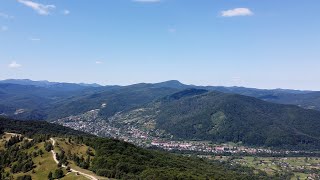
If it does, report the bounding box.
[0,0,320,90]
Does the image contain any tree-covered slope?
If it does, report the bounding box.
[121,89,320,149]
[2,80,320,123]
[0,82,179,121]
[0,117,281,179]
[0,83,92,120]
[46,84,179,120]
[259,91,320,111]
[0,117,91,137]
[86,137,269,180]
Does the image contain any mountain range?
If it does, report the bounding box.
[0,79,101,89]
[1,79,320,150]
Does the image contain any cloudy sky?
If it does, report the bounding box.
[0,0,319,90]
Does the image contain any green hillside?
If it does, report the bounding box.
[0,83,179,121]
[2,80,320,123]
[119,89,320,150]
[48,85,178,120]
[259,91,320,111]
[0,117,286,180]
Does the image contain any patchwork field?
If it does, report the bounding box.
[210,155,320,180]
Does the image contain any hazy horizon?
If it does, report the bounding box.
[0,78,317,91]
[1,0,320,90]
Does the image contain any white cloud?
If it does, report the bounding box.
[8,61,22,68]
[95,61,103,64]
[17,0,56,15]
[63,10,70,15]
[133,0,161,3]
[221,8,253,17]
[29,37,40,41]
[1,26,8,32]
[0,12,14,19]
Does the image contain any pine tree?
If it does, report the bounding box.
[48,171,53,180]
[54,169,64,179]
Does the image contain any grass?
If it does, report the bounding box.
[55,137,94,156]
[15,141,90,180]
[291,172,308,180]
[53,138,108,180]
[53,138,109,180]
[0,136,6,150]
[68,162,109,180]
[0,133,20,150]
[62,172,89,180]
[12,142,58,179]
[0,134,91,180]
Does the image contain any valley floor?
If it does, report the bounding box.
[204,155,320,180]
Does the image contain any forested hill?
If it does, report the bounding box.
[122,89,320,150]
[0,117,91,137]
[2,79,320,122]
[0,82,179,120]
[0,117,284,179]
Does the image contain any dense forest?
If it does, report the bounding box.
[2,80,320,122]
[0,82,179,121]
[0,117,292,179]
[0,117,91,138]
[117,89,320,150]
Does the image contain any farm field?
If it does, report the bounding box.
[210,155,320,180]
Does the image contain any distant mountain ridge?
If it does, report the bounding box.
[1,78,320,121]
[0,78,313,93]
[0,79,102,90]
[0,81,180,120]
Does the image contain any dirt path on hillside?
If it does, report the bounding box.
[50,138,100,180]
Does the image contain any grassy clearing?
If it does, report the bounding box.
[54,138,108,180]
[0,136,7,150]
[62,172,89,180]
[12,142,58,179]
[291,172,308,180]
[0,133,21,150]
[0,135,90,180]
[2,133,14,141]
[68,162,109,180]
[55,137,94,156]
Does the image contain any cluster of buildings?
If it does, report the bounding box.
[149,140,307,155]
